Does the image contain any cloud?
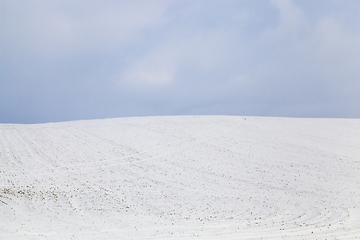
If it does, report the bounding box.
[1,0,170,57]
[1,0,360,123]
[120,44,179,87]
[271,0,306,31]
[254,0,360,102]
[119,28,234,87]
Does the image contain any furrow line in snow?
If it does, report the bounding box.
[1,120,242,176]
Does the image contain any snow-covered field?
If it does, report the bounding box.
[0,116,359,239]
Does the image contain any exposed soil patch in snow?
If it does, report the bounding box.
[0,116,359,239]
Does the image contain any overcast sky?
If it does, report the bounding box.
[1,0,359,123]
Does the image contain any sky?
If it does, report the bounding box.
[1,0,360,124]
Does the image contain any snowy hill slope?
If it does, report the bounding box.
[0,116,359,239]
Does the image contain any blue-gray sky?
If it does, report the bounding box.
[1,0,359,123]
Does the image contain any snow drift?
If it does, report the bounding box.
[0,116,359,239]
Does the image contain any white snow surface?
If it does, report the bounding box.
[0,115,359,239]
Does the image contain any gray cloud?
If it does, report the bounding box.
[1,0,359,123]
